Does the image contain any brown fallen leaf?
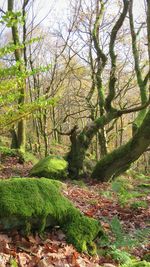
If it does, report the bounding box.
[0,240,16,257]
[43,243,59,253]
[0,234,12,243]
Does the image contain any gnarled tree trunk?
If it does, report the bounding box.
[67,112,119,177]
[92,108,150,182]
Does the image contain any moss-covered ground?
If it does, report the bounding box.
[0,151,149,266]
[0,177,103,254]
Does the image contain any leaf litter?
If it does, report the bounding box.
[0,157,150,266]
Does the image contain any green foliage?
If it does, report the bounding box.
[130,200,148,209]
[110,248,132,264]
[17,150,38,165]
[83,156,96,175]
[137,183,150,189]
[98,216,150,252]
[133,172,149,181]
[111,178,146,207]
[72,179,87,188]
[0,93,58,131]
[108,216,135,248]
[110,217,150,248]
[0,146,38,165]
[143,253,150,262]
[1,11,24,27]
[9,258,18,267]
[0,146,17,157]
[30,155,68,179]
[0,178,103,253]
[101,190,113,199]
[0,15,54,131]
[97,216,150,265]
[133,228,150,245]
[121,260,150,267]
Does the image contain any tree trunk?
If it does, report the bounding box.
[98,128,108,157]
[10,127,18,149]
[67,111,118,177]
[92,109,150,182]
[17,119,26,151]
[8,0,26,151]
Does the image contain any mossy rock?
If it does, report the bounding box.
[30,155,68,179]
[0,178,103,254]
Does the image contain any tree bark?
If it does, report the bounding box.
[92,108,150,182]
[129,0,148,135]
[67,111,119,177]
[8,0,26,151]
[10,127,18,149]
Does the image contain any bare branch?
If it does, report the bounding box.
[105,0,129,112]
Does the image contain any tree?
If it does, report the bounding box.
[92,0,150,181]
[92,107,150,181]
[66,0,149,177]
[7,0,28,151]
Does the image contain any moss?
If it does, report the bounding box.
[30,155,68,179]
[121,260,150,267]
[10,258,18,267]
[110,249,132,264]
[92,110,150,181]
[0,178,103,254]
[18,150,38,164]
[0,146,38,165]
[72,179,87,188]
[138,183,150,188]
[83,156,96,175]
[0,146,17,157]
[130,201,148,209]
[64,211,101,254]
[143,253,150,262]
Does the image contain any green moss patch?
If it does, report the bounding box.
[0,178,103,253]
[18,150,38,164]
[0,146,38,165]
[121,260,150,267]
[30,155,68,179]
[138,183,150,189]
[0,146,17,157]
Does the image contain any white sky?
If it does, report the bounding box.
[0,0,146,22]
[0,0,147,42]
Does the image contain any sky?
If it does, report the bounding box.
[0,0,147,45]
[0,0,146,24]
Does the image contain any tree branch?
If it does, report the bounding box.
[105,0,129,112]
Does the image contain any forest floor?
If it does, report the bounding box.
[0,155,150,267]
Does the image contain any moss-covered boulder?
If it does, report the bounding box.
[0,178,103,254]
[30,155,68,179]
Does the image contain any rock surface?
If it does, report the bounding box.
[30,155,68,179]
[0,177,103,254]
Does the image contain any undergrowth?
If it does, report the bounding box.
[97,216,150,265]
